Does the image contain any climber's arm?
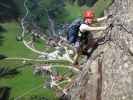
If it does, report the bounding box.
[79,24,107,32]
[95,16,108,22]
[95,14,113,22]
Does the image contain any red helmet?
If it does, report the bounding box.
[83,10,94,19]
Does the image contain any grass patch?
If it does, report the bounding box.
[0,60,73,99]
[0,64,57,100]
[0,22,37,58]
[64,2,83,22]
[92,0,113,17]
[0,22,57,99]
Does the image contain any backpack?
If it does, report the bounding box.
[67,18,83,44]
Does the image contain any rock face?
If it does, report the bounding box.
[69,0,133,100]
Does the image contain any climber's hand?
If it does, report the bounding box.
[107,14,113,19]
[109,23,113,28]
[105,23,113,31]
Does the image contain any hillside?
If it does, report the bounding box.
[0,0,113,99]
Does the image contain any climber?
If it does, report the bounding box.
[67,10,112,68]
